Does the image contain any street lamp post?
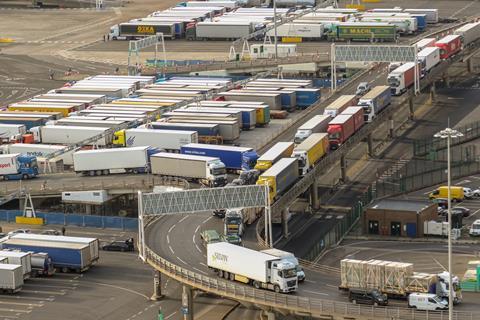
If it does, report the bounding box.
[434,127,463,319]
[273,0,278,60]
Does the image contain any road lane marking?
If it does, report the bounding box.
[169,246,175,255]
[166,234,170,244]
[195,225,200,234]
[23,283,76,290]
[167,224,175,234]
[193,267,207,275]
[165,311,177,319]
[431,257,447,271]
[325,284,337,289]
[0,296,54,302]
[178,215,189,223]
[0,308,31,314]
[177,257,187,265]
[0,301,43,307]
[304,280,317,284]
[80,281,150,299]
[200,262,207,267]
[303,290,329,296]
[203,216,213,224]
[21,290,65,296]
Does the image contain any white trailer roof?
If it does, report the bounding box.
[0,264,22,270]
[4,238,89,250]
[258,142,294,161]
[261,157,296,177]
[0,251,30,258]
[182,143,252,152]
[11,233,97,243]
[75,146,149,155]
[151,152,218,162]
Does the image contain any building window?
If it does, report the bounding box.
[368,220,379,235]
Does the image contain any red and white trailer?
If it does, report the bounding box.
[435,35,462,60]
[387,62,418,95]
[341,106,365,131]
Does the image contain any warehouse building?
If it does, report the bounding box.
[364,199,437,237]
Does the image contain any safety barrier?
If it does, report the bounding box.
[0,210,138,230]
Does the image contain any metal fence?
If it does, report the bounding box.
[0,210,138,230]
[414,120,480,157]
[303,188,374,261]
[375,158,480,198]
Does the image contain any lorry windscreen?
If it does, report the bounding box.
[282,268,297,278]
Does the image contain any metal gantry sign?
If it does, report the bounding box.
[138,185,271,261]
[128,33,167,76]
[331,44,420,94]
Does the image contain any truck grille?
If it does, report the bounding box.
[287,280,297,287]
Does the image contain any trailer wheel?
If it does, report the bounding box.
[4,176,8,181]
[218,270,224,278]
[223,271,229,279]
[253,281,260,289]
[229,273,235,281]
[61,267,69,273]
[23,174,28,179]
[352,299,357,304]
[274,285,280,293]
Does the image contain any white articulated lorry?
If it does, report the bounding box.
[150,152,227,187]
[207,242,298,293]
[30,125,113,146]
[73,146,159,176]
[260,248,305,282]
[0,264,24,293]
[294,115,330,144]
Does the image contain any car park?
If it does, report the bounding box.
[349,288,388,306]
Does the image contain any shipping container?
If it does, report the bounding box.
[435,35,462,60]
[220,92,283,110]
[414,38,436,51]
[387,62,418,95]
[403,9,438,24]
[147,121,220,137]
[328,22,397,41]
[266,23,324,39]
[341,106,365,131]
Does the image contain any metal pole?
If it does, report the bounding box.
[273,0,278,60]
[268,204,273,248]
[447,135,453,319]
[137,190,146,262]
[264,185,270,247]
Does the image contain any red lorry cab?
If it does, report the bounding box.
[328,114,355,150]
[435,35,462,59]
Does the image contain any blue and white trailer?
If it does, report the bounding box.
[181,143,258,170]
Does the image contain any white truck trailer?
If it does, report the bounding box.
[294,115,330,144]
[0,124,26,142]
[2,144,74,166]
[454,22,480,46]
[150,152,227,187]
[417,47,440,77]
[113,128,198,151]
[0,251,32,279]
[254,142,294,172]
[266,23,323,39]
[0,264,23,293]
[207,242,298,293]
[190,21,257,40]
[30,125,113,146]
[73,146,158,176]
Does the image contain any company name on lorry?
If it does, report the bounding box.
[211,252,228,264]
[126,136,136,146]
[137,26,155,34]
[0,163,12,169]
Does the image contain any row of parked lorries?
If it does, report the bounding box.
[0,233,99,293]
[109,3,441,42]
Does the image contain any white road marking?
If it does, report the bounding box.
[0,301,43,307]
[178,215,189,223]
[177,257,187,265]
[193,267,207,275]
[195,243,203,254]
[21,290,65,296]
[303,290,329,296]
[165,311,177,319]
[169,246,175,255]
[195,225,201,234]
[166,235,170,244]
[203,216,213,224]
[326,284,337,289]
[81,281,150,299]
[304,279,317,284]
[0,296,54,302]
[167,224,175,234]
[432,257,447,271]
[200,262,207,267]
[0,308,31,314]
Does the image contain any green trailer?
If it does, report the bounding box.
[328,24,397,42]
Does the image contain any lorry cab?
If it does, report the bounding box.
[266,260,298,293]
[17,155,38,179]
[256,176,276,203]
[224,209,244,237]
[109,25,120,40]
[429,186,464,202]
[408,293,447,311]
[469,219,480,236]
[206,159,227,187]
[112,129,126,147]
[242,151,259,171]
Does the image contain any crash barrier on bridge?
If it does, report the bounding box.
[374,143,480,198]
[145,219,478,319]
[414,119,480,157]
[0,210,138,230]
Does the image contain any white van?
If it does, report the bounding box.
[408,293,448,311]
[469,219,480,236]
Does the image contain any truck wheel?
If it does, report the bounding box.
[4,176,8,181]
[61,267,69,273]
[23,174,28,179]
[229,273,235,281]
[223,271,229,279]
[218,270,223,278]
[352,299,357,304]
[253,281,260,289]
[274,285,280,293]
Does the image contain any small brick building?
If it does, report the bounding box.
[364,199,437,237]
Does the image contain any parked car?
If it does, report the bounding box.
[7,228,31,236]
[469,219,480,236]
[473,188,480,197]
[102,238,134,252]
[452,206,470,217]
[463,187,473,199]
[349,288,388,306]
[0,233,6,238]
[41,229,61,235]
[355,82,371,96]
[200,230,222,245]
